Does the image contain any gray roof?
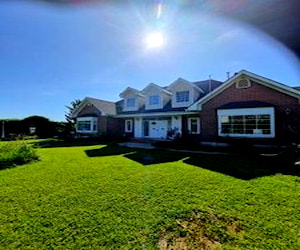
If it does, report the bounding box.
[293,86,300,91]
[193,79,223,94]
[86,97,116,115]
[72,97,116,116]
[116,100,186,115]
[75,79,224,117]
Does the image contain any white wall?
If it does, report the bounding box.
[134,117,143,137]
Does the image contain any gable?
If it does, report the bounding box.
[168,78,204,93]
[142,83,171,95]
[71,97,116,118]
[188,70,300,111]
[77,104,101,117]
[119,87,143,99]
[202,79,300,111]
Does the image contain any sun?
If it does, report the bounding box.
[145,32,164,49]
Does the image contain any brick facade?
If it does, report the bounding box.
[77,104,123,137]
[200,80,300,143]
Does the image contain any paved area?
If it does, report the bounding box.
[118,142,156,149]
[118,142,229,155]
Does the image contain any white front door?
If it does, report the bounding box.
[149,120,167,138]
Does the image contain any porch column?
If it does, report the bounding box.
[134,117,143,137]
[171,116,182,134]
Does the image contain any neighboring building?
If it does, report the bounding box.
[71,70,300,144]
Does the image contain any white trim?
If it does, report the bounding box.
[119,87,144,98]
[142,83,172,95]
[217,107,275,138]
[167,78,204,93]
[125,119,133,133]
[188,117,201,134]
[235,78,251,89]
[146,93,162,110]
[188,70,300,111]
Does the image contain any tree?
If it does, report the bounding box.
[22,116,55,138]
[65,99,82,133]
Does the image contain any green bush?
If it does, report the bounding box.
[0,142,39,169]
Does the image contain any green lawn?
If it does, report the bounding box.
[0,141,299,249]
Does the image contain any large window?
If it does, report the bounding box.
[149,95,160,105]
[218,108,275,138]
[176,91,189,103]
[188,117,200,134]
[126,98,136,108]
[76,117,98,133]
[77,121,91,131]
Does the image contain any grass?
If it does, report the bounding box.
[0,140,299,249]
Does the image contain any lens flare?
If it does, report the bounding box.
[145,32,164,48]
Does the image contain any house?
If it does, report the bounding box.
[70,97,123,137]
[71,70,300,144]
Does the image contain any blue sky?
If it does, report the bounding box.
[1,1,300,121]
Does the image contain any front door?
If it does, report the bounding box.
[149,120,167,138]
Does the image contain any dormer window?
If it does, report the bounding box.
[176,91,189,103]
[149,95,160,105]
[126,98,136,108]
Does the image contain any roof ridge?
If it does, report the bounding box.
[86,97,115,104]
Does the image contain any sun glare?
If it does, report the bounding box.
[145,32,164,49]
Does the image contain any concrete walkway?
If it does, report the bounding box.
[118,142,156,149]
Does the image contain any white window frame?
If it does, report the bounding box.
[188,117,200,134]
[124,97,138,112]
[125,119,133,133]
[176,90,190,103]
[217,107,275,138]
[76,117,98,133]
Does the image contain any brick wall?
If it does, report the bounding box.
[200,80,300,143]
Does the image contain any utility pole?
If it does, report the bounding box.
[1,121,5,139]
[227,72,230,79]
[208,74,212,93]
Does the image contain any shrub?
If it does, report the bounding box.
[0,142,39,169]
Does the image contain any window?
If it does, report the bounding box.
[126,98,136,108]
[235,78,251,89]
[149,95,160,105]
[176,91,189,103]
[188,117,200,134]
[218,108,275,138]
[76,117,98,133]
[77,121,91,131]
[125,120,133,133]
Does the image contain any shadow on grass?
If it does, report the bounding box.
[184,154,300,180]
[85,145,300,180]
[85,145,188,165]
